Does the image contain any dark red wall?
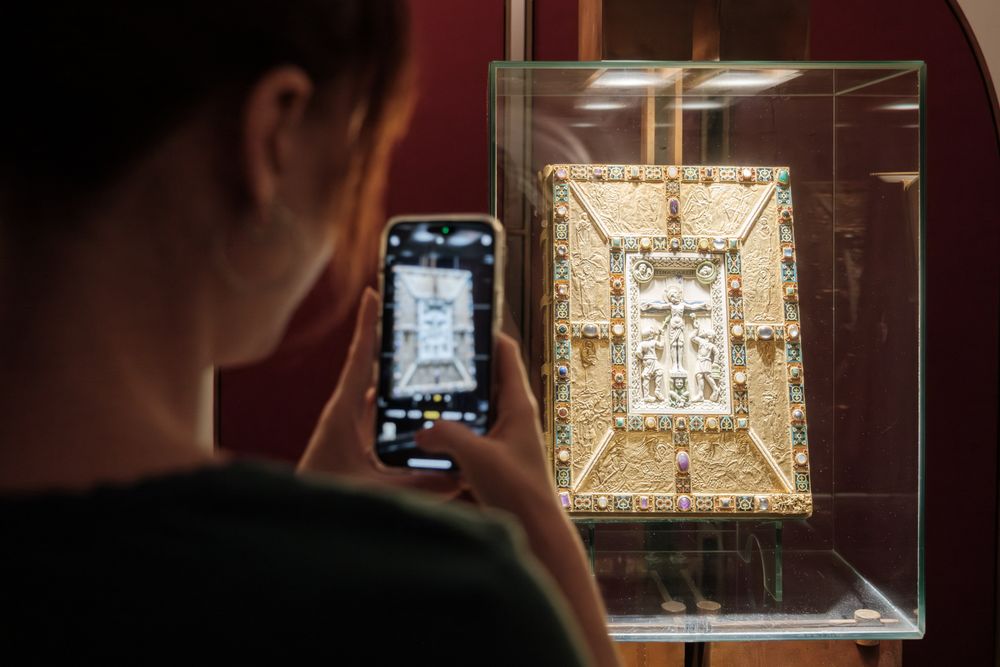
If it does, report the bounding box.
[220,1,999,663]
[810,3,999,665]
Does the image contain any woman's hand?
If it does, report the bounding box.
[415,333,620,667]
[297,287,461,498]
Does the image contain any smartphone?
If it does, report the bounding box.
[374,215,504,471]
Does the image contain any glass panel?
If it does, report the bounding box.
[491,61,924,641]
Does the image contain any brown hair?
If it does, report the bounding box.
[0,1,412,317]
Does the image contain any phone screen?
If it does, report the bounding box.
[375,218,498,470]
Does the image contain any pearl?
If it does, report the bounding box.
[758,496,770,511]
[733,371,747,385]
[787,324,800,340]
[731,324,745,339]
[555,167,568,180]
[741,167,753,179]
[611,323,625,338]
[666,166,679,179]
[557,448,570,463]
[597,496,609,509]
[757,325,774,340]
[706,417,719,430]
[645,416,657,430]
[792,408,805,421]
[795,451,808,466]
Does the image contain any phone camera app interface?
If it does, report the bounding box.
[377,221,495,470]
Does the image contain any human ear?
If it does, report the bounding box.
[241,66,314,216]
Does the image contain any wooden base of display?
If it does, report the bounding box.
[617,640,902,667]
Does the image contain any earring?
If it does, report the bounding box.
[215,199,307,293]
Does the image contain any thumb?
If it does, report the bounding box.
[415,421,487,466]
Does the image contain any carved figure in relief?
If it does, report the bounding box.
[690,324,721,402]
[581,340,597,368]
[668,377,689,406]
[640,284,711,375]
[637,325,666,402]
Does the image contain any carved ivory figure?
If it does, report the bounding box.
[690,324,721,402]
[637,324,666,402]
[639,284,711,375]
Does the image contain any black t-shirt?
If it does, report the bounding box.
[0,460,590,664]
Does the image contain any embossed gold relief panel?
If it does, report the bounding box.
[544,164,812,517]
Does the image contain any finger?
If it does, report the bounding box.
[415,421,487,468]
[338,287,380,402]
[493,333,538,422]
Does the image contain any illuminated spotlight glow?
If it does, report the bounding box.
[576,100,629,111]
[408,458,453,470]
[877,102,919,111]
[679,99,725,110]
[695,70,799,90]
[590,71,672,88]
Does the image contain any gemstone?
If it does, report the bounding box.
[781,209,792,220]
[720,497,733,509]
[706,417,719,430]
[731,324,744,339]
[613,372,625,384]
[675,417,686,430]
[556,406,569,420]
[593,167,604,178]
[789,366,801,379]
[703,167,714,179]
[556,323,569,335]
[639,495,649,510]
[777,168,790,185]
[678,495,692,511]
[795,451,808,466]
[666,166,679,179]
[741,167,753,180]
[783,247,795,262]
[611,277,624,290]
[629,166,641,179]
[668,198,680,216]
[611,323,625,338]
[555,204,568,218]
[556,243,568,257]
[614,417,626,429]
[676,451,690,472]
[579,323,598,339]
[730,278,741,291]
[555,167,568,180]
[733,371,747,385]
[556,284,568,297]
[785,286,797,299]
[713,238,726,250]
[644,416,657,430]
[557,365,569,378]
[597,495,609,509]
[729,238,739,250]
[792,408,805,421]
[757,325,774,340]
[757,496,770,511]
[787,324,800,340]
[737,417,749,430]
[698,238,710,251]
[639,237,652,250]
[557,448,571,463]
[559,492,570,508]
[670,238,680,249]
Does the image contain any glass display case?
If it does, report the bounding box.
[490,62,923,641]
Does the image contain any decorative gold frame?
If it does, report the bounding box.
[543,164,812,517]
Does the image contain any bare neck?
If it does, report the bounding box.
[0,228,218,493]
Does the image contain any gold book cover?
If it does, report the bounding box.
[544,164,812,517]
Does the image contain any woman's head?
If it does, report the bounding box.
[0,1,413,365]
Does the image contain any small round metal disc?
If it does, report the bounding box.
[661,601,686,614]
[696,600,722,613]
[854,609,881,621]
